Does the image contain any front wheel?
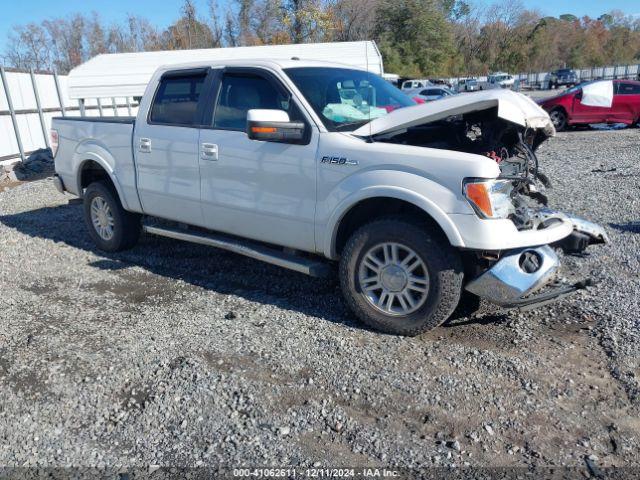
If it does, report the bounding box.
[83,180,141,252]
[339,217,463,336]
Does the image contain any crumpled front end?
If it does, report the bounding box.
[464,212,608,309]
[465,246,562,307]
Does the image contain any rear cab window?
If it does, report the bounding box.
[149,72,206,126]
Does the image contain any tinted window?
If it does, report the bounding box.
[150,74,205,125]
[213,73,297,130]
[617,82,640,95]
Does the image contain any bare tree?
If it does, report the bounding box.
[108,15,163,52]
[224,9,240,46]
[42,15,86,73]
[4,23,52,70]
[163,0,215,50]
[208,0,225,47]
[330,0,379,41]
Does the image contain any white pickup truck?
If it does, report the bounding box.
[51,59,607,335]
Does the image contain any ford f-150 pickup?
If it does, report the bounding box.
[51,59,608,336]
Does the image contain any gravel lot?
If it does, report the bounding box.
[0,127,639,476]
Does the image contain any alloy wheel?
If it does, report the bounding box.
[358,242,430,316]
[90,196,115,241]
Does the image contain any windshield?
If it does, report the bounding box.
[565,80,596,94]
[284,67,416,132]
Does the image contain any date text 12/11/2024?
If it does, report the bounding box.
[232,468,401,478]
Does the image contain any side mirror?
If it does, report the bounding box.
[575,90,583,100]
[246,109,306,144]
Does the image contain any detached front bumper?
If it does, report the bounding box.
[465,246,589,308]
[464,213,607,309]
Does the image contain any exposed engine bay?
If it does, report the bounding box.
[376,106,608,253]
[378,107,554,226]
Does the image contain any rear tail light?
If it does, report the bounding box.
[50,129,59,157]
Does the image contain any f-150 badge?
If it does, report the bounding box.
[321,156,358,165]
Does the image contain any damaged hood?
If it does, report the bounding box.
[353,89,555,137]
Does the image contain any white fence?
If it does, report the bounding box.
[515,64,640,89]
[0,67,139,165]
[448,63,640,90]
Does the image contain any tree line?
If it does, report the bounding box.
[3,0,640,77]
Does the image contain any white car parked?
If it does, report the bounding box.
[480,72,516,90]
[401,79,431,91]
[51,59,606,335]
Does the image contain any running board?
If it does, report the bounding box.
[142,225,332,278]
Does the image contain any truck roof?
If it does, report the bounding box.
[153,58,368,74]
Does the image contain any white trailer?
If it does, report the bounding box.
[67,41,384,104]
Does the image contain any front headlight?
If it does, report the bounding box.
[463,178,515,219]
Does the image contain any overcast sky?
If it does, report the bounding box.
[0,0,638,54]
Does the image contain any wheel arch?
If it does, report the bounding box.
[325,191,465,260]
[74,151,129,210]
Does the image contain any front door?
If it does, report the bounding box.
[134,69,209,226]
[198,68,319,252]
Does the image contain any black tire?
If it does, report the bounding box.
[550,107,568,131]
[83,180,141,252]
[339,217,463,336]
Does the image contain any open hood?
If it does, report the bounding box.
[353,89,555,138]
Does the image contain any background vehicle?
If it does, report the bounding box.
[52,60,606,336]
[405,86,456,102]
[401,79,431,90]
[429,78,453,89]
[480,73,515,90]
[539,79,640,131]
[457,78,479,92]
[549,68,578,89]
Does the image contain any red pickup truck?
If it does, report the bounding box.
[538,79,640,131]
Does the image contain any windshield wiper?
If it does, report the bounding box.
[334,120,369,132]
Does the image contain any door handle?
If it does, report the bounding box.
[139,137,151,153]
[201,143,218,161]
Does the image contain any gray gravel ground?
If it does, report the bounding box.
[0,127,639,477]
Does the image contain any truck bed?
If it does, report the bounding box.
[52,116,139,210]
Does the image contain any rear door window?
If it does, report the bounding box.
[149,73,206,126]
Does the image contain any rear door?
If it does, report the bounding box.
[134,69,210,225]
[197,67,319,251]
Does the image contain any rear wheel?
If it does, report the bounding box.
[339,217,463,336]
[549,108,568,131]
[83,180,141,252]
